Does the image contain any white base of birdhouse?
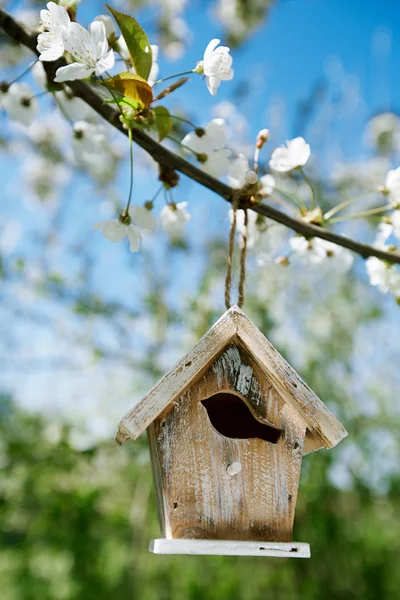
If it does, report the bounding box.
[149,539,311,558]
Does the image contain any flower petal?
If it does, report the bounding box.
[126,225,141,252]
[54,62,94,82]
[129,206,156,232]
[101,220,127,243]
[203,38,220,62]
[94,49,115,76]
[62,22,95,63]
[205,75,220,96]
[88,20,109,61]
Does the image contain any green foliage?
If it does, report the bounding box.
[153,106,173,141]
[107,5,153,80]
[1,396,399,600]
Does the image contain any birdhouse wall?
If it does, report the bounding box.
[148,343,308,542]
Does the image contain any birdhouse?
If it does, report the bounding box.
[116,306,347,558]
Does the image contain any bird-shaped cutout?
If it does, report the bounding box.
[201,392,282,443]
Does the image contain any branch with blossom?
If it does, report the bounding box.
[1,3,400,304]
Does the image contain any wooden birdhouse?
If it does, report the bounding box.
[116,306,347,558]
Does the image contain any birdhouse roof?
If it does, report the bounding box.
[116,306,347,450]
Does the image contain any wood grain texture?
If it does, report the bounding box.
[116,308,236,442]
[150,539,311,558]
[151,344,307,542]
[232,308,347,449]
[116,305,347,453]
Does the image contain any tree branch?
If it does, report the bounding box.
[1,7,400,265]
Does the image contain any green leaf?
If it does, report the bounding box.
[153,106,173,141]
[102,72,153,107]
[107,4,152,80]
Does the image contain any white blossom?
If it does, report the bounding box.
[182,119,231,178]
[194,38,234,96]
[93,15,117,43]
[54,88,98,122]
[72,121,106,158]
[148,46,159,86]
[21,154,70,208]
[392,211,400,240]
[259,174,276,196]
[54,21,114,82]
[227,154,275,194]
[116,35,130,62]
[366,256,400,297]
[227,154,250,188]
[37,2,70,62]
[160,202,191,237]
[182,118,227,153]
[32,61,47,87]
[94,206,155,252]
[382,167,400,207]
[375,221,393,246]
[1,83,38,126]
[72,121,116,181]
[366,112,400,154]
[290,236,353,270]
[269,137,311,172]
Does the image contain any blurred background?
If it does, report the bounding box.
[1,0,400,598]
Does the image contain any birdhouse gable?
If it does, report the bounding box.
[116,305,347,451]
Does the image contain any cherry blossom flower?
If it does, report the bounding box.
[54,21,114,82]
[269,137,311,172]
[72,121,106,159]
[160,202,191,237]
[382,167,400,207]
[194,38,234,96]
[94,206,155,253]
[227,154,250,188]
[182,119,231,178]
[259,174,276,196]
[392,211,400,240]
[182,119,228,153]
[366,256,400,297]
[290,236,353,270]
[37,2,70,62]
[227,154,275,194]
[1,83,38,126]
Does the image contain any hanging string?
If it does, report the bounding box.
[225,192,248,310]
[238,207,248,308]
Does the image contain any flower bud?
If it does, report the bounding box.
[197,152,208,164]
[256,128,270,149]
[275,256,289,266]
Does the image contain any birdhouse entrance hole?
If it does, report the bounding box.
[201,392,282,443]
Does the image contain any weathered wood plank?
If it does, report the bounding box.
[232,307,347,449]
[150,539,311,558]
[116,308,237,442]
